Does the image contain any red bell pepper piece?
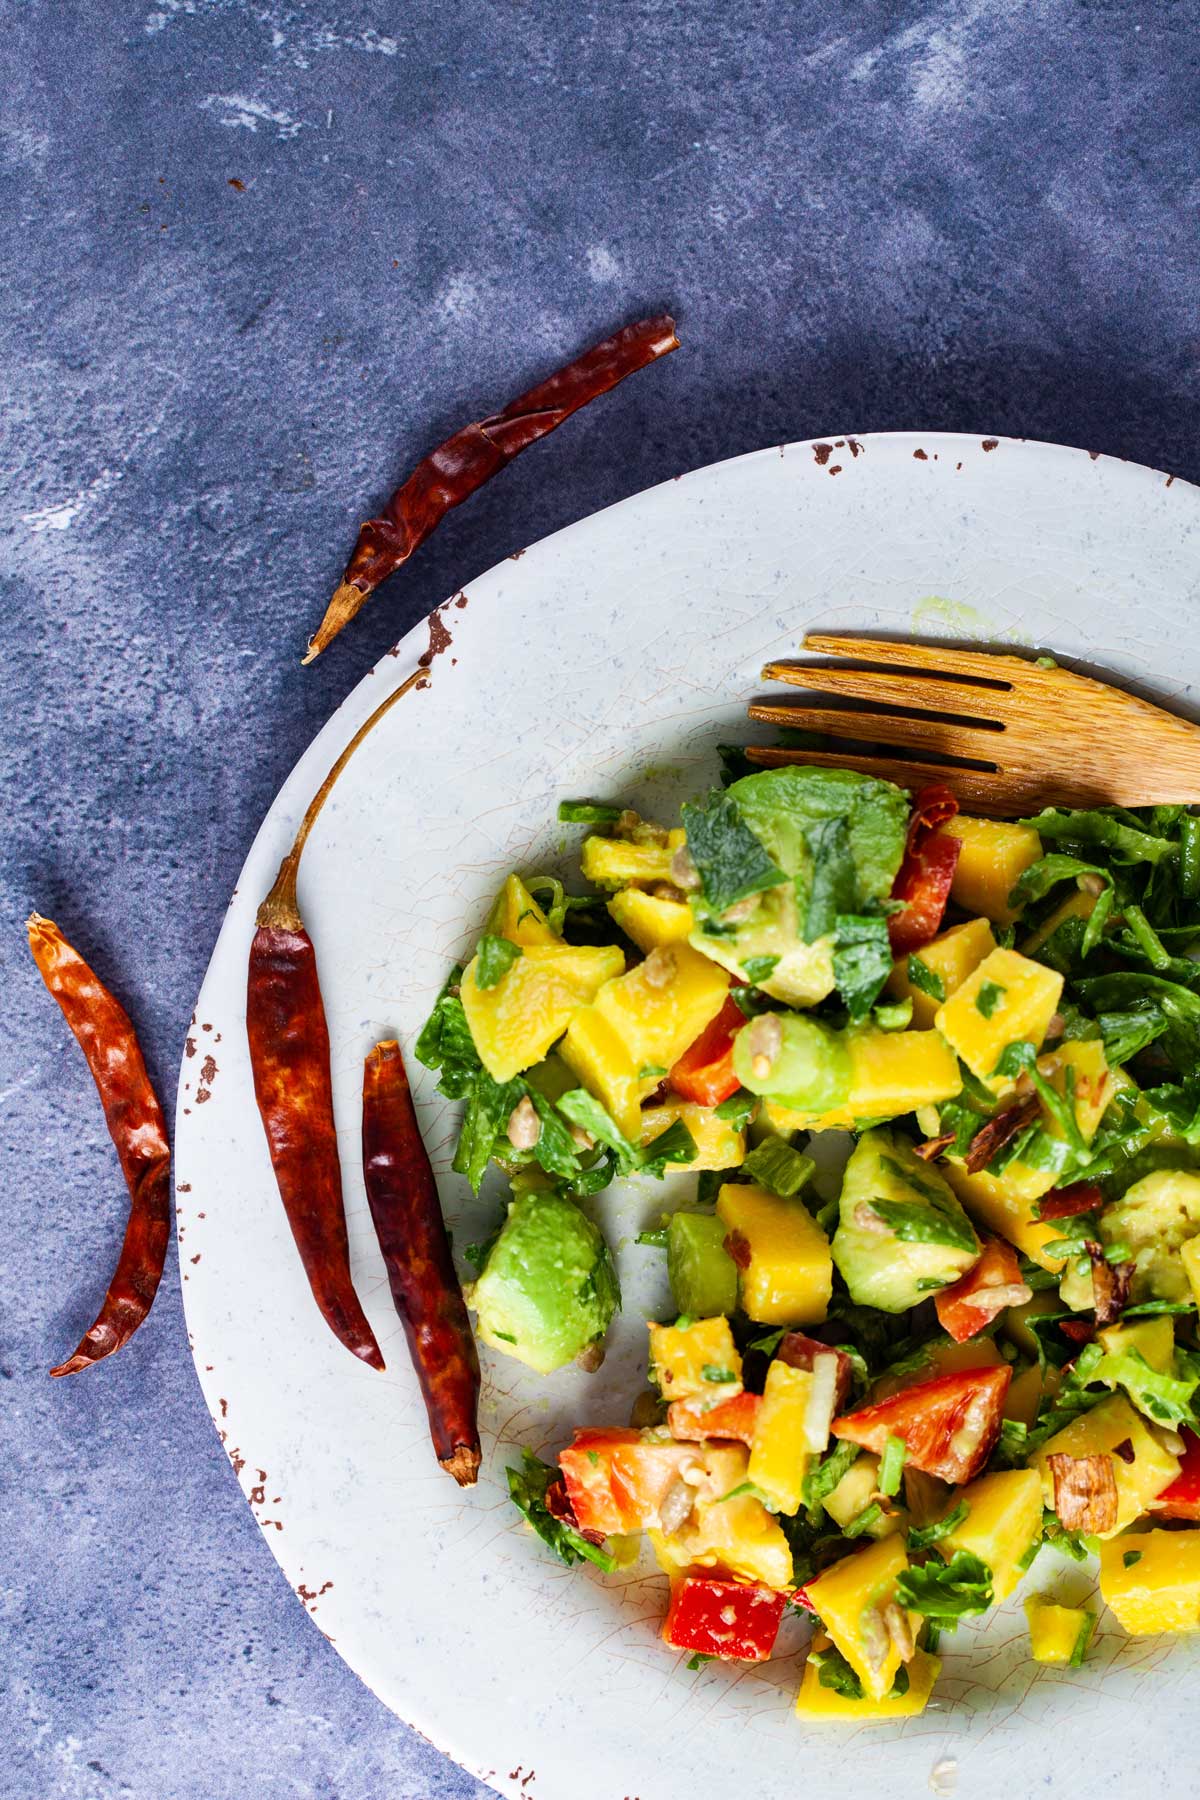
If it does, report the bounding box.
[776,1333,854,1414]
[558,1428,699,1536]
[668,995,746,1107]
[668,1390,761,1446]
[887,782,962,957]
[663,1572,785,1662]
[934,1237,1032,1343]
[832,1363,1011,1484]
[1152,1428,1200,1520]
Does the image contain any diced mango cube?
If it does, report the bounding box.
[606,887,694,951]
[804,1536,915,1701]
[939,1469,1043,1603]
[593,943,729,1071]
[558,1006,650,1139]
[936,947,1063,1083]
[581,828,687,890]
[648,1315,742,1402]
[1099,1528,1200,1634]
[795,1637,940,1719]
[485,873,558,946]
[942,816,1043,925]
[1020,888,1098,958]
[747,1361,813,1515]
[1025,1598,1095,1664]
[716,1182,832,1326]
[1098,1315,1176,1374]
[640,1097,745,1171]
[647,1443,793,1590]
[461,942,626,1081]
[1182,1236,1200,1311]
[762,1028,961,1132]
[1030,1394,1180,1536]
[887,916,997,1028]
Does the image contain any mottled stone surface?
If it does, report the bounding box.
[2,2,1197,1795]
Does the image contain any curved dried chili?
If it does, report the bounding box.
[303,312,680,662]
[27,913,171,1377]
[247,668,426,1371]
[361,1039,481,1485]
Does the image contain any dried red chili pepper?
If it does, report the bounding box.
[914,1131,956,1162]
[887,783,962,957]
[27,914,171,1377]
[963,1093,1041,1174]
[1038,1181,1103,1221]
[303,312,680,662]
[247,669,426,1370]
[361,1038,481,1486]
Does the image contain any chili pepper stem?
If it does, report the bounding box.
[303,581,370,664]
[256,665,427,930]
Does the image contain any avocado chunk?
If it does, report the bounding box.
[469,1189,620,1373]
[732,1012,853,1115]
[832,1128,980,1312]
[667,1211,740,1318]
[683,767,909,1006]
[1099,1168,1200,1302]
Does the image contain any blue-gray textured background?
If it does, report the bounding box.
[2,2,1198,1796]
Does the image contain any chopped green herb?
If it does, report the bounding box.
[493,1330,517,1344]
[506,1449,616,1571]
[877,1434,906,1498]
[741,954,780,984]
[811,1646,863,1699]
[639,1064,668,1079]
[742,1136,816,1198]
[895,1549,993,1622]
[686,1652,714,1670]
[833,913,894,1023]
[907,1501,969,1552]
[907,954,946,1003]
[702,1365,738,1384]
[586,1450,600,1467]
[975,980,1007,1019]
[636,1227,670,1249]
[843,1501,883,1539]
[557,800,623,824]
[713,1088,757,1129]
[681,791,788,915]
[1124,1549,1143,1569]
[475,934,522,989]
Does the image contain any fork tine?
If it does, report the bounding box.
[747,703,1002,764]
[743,745,1013,811]
[802,633,1026,684]
[761,662,1009,719]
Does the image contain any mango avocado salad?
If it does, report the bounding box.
[416,761,1200,1718]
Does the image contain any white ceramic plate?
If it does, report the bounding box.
[177,433,1200,1800]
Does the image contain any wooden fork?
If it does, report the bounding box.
[746,634,1200,815]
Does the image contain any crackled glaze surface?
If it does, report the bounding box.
[177,435,1200,1800]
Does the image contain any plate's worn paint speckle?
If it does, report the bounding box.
[177,434,1200,1800]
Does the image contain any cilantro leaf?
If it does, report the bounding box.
[558,800,622,824]
[833,913,894,1022]
[907,954,946,1002]
[1020,808,1178,865]
[867,1199,978,1255]
[680,792,787,915]
[506,1450,616,1572]
[906,1500,969,1552]
[714,1087,757,1129]
[804,816,859,940]
[895,1549,993,1622]
[475,934,522,989]
[976,980,1006,1019]
[414,967,480,1098]
[742,954,780,984]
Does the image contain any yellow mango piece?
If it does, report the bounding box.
[939,1470,1043,1603]
[942,1165,1061,1272]
[716,1181,832,1326]
[647,1444,793,1590]
[804,1536,915,1701]
[796,1637,940,1719]
[887,916,997,1028]
[581,828,687,890]
[942,815,1043,925]
[486,873,558,946]
[1005,1363,1047,1429]
[461,942,625,1082]
[1025,1598,1095,1664]
[763,1028,961,1132]
[936,947,1064,1083]
[640,1097,745,1171]
[1030,1394,1180,1536]
[1099,1528,1200,1634]
[592,943,729,1072]
[558,1008,649,1140]
[648,1315,742,1402]
[747,1361,814,1515]
[823,1455,905,1541]
[1098,1315,1176,1375]
[1184,1236,1200,1310]
[1021,888,1098,957]
[606,887,694,952]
